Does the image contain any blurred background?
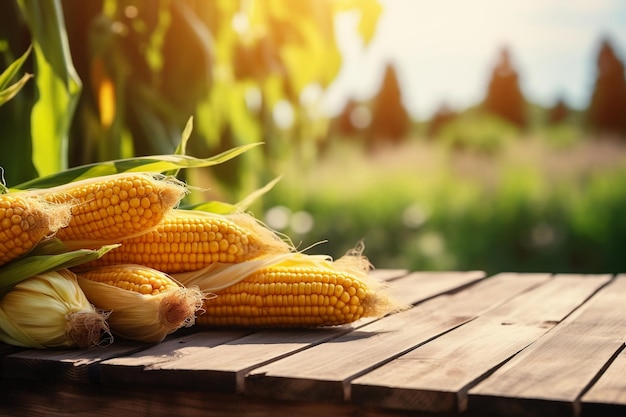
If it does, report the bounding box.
[1,0,626,274]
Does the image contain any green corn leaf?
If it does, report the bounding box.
[0,168,8,194]
[181,175,282,214]
[163,116,194,178]
[176,116,194,156]
[0,45,32,91]
[234,175,282,210]
[12,142,262,190]
[0,240,118,298]
[17,0,82,177]
[0,73,33,107]
[0,45,33,108]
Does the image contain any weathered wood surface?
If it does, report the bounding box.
[469,274,626,417]
[351,274,612,413]
[0,270,624,417]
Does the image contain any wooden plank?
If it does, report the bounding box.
[581,345,626,417]
[350,274,612,414]
[99,329,250,390]
[1,339,150,384]
[386,270,486,305]
[368,269,409,281]
[468,274,626,417]
[103,327,345,393]
[98,271,482,394]
[244,273,551,403]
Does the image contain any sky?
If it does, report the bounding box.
[323,0,626,120]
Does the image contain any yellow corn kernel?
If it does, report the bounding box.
[0,193,71,267]
[76,264,205,343]
[78,264,179,295]
[81,209,292,273]
[197,266,369,327]
[37,173,187,246]
[179,249,403,328]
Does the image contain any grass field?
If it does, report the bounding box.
[262,134,626,274]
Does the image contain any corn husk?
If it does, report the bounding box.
[0,239,119,298]
[76,264,205,343]
[175,243,407,326]
[0,269,111,349]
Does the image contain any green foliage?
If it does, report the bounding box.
[265,138,626,275]
[0,45,32,107]
[12,141,260,190]
[539,123,583,149]
[20,0,81,177]
[0,0,382,201]
[437,109,519,154]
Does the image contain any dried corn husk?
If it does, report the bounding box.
[76,264,205,343]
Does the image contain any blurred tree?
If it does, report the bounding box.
[547,97,569,125]
[336,98,371,137]
[483,46,527,128]
[587,37,626,135]
[367,62,411,149]
[427,102,457,138]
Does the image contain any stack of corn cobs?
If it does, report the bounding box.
[0,172,401,349]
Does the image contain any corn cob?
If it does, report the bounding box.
[177,249,403,328]
[35,173,187,247]
[0,269,111,349]
[0,193,71,267]
[76,264,205,343]
[80,209,293,273]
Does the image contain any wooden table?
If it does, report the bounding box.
[1,270,625,417]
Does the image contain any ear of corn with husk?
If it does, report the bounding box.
[0,269,112,349]
[32,173,188,249]
[76,264,205,343]
[175,246,404,328]
[0,192,72,267]
[78,209,293,273]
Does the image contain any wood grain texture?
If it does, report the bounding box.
[350,274,611,414]
[368,269,410,281]
[1,339,147,383]
[468,275,624,417]
[244,273,551,404]
[581,346,626,416]
[580,273,626,416]
[99,329,250,391]
[386,270,486,306]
